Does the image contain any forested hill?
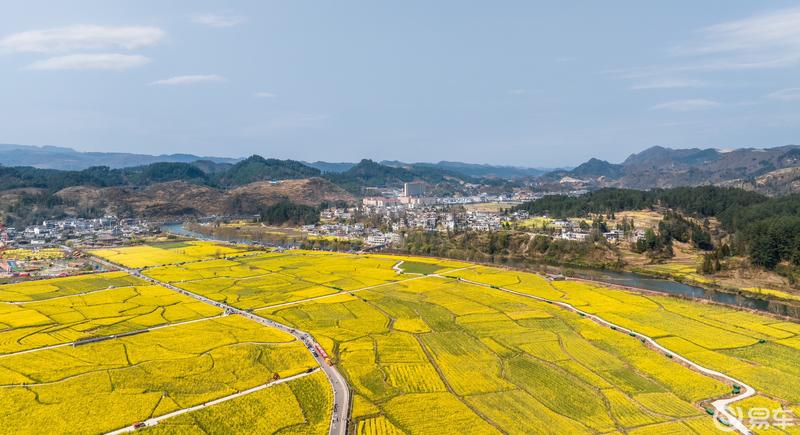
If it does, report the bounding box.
[0,158,317,191]
[516,187,767,219]
[215,155,321,187]
[0,155,486,193]
[516,187,800,270]
[322,159,488,194]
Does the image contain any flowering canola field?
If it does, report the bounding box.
[12,242,796,434]
[0,315,316,433]
[250,252,800,434]
[0,250,326,434]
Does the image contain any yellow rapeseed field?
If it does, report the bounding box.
[9,245,795,434]
[0,271,143,302]
[0,315,315,434]
[0,248,64,260]
[0,284,221,354]
[91,241,248,268]
[148,371,332,434]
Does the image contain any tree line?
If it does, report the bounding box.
[516,186,800,270]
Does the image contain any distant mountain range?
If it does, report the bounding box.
[0,143,239,170]
[5,142,800,199]
[538,145,800,195]
[379,160,555,179]
[0,155,493,223]
[1,143,553,180]
[308,160,556,179]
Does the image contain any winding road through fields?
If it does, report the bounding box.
[453,275,755,435]
[89,248,757,435]
[90,256,351,435]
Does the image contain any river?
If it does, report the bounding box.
[160,223,258,245]
[570,269,798,318]
[162,223,798,319]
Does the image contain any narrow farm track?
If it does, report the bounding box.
[90,255,351,435]
[253,264,477,312]
[0,314,224,359]
[2,285,127,305]
[104,368,321,435]
[452,276,755,435]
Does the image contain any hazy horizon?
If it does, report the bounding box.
[5,140,800,170]
[3,1,800,166]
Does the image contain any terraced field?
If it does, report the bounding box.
[91,241,251,269]
[7,242,799,434]
[0,257,331,434]
[0,271,142,302]
[0,315,319,433]
[143,251,412,310]
[450,267,800,431]
[146,370,333,434]
[0,282,220,354]
[262,275,747,434]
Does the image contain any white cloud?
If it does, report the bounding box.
[766,88,800,101]
[630,78,708,90]
[675,7,800,56]
[672,7,800,71]
[254,91,277,98]
[192,13,246,28]
[25,53,151,71]
[149,74,226,86]
[650,99,720,111]
[613,7,800,84]
[0,25,165,54]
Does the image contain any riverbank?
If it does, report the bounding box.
[161,222,800,320]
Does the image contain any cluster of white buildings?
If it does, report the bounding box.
[554,221,641,244]
[301,222,402,247]
[362,182,522,209]
[2,217,155,248]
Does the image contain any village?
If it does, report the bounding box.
[0,217,157,281]
[300,182,641,248]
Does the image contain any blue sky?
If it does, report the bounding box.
[2,1,800,166]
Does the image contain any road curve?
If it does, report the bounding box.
[90,256,351,435]
[453,276,755,435]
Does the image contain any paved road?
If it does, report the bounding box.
[91,256,351,435]
[105,369,320,435]
[454,276,755,435]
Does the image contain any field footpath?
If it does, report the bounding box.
[105,368,321,434]
[3,285,132,305]
[253,264,477,313]
[0,314,224,360]
[392,260,404,274]
[89,255,351,435]
[452,275,756,435]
